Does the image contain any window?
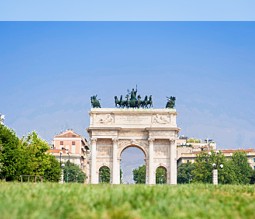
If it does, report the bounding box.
[187,160,190,163]
[253,158,255,162]
[72,141,75,145]
[60,141,63,145]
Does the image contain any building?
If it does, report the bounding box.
[48,129,90,181]
[177,136,216,161]
[177,136,255,169]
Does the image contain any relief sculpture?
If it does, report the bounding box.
[152,114,170,124]
[97,114,114,124]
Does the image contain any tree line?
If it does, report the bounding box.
[132,151,255,184]
[0,124,85,182]
[178,150,255,184]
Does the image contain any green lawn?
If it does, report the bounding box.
[0,183,255,219]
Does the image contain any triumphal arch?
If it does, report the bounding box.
[87,90,180,184]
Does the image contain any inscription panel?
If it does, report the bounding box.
[115,115,151,125]
[93,130,118,136]
[119,131,148,138]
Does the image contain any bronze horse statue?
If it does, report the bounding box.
[114,95,123,108]
[141,96,148,108]
[147,95,153,108]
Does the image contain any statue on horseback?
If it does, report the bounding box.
[91,95,101,108]
[166,96,176,109]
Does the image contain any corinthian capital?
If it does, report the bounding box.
[112,138,118,144]
[148,138,155,143]
[169,138,175,144]
[91,138,97,144]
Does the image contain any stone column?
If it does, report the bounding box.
[112,138,120,184]
[170,138,177,184]
[148,138,155,184]
[212,169,218,185]
[90,138,98,184]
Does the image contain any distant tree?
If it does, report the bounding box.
[0,124,23,181]
[133,165,146,184]
[192,151,227,184]
[44,155,61,182]
[230,151,253,184]
[21,132,61,182]
[177,162,195,184]
[156,166,167,184]
[99,166,110,183]
[0,126,61,182]
[63,161,86,183]
[249,170,255,184]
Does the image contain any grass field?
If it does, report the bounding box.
[0,183,255,219]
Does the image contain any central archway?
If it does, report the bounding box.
[120,146,146,184]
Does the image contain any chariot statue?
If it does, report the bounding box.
[114,86,153,109]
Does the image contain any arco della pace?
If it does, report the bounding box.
[87,89,180,184]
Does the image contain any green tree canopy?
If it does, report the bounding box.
[63,160,86,183]
[191,150,253,184]
[177,162,195,184]
[192,151,228,184]
[0,125,61,182]
[133,165,146,184]
[156,166,167,184]
[230,151,253,184]
[0,124,23,181]
[21,131,61,182]
[99,166,110,183]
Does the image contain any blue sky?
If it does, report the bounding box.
[1,1,255,21]
[1,22,255,151]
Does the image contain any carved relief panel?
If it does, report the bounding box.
[154,139,169,158]
[97,139,113,157]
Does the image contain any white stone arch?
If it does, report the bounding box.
[118,143,148,160]
[155,163,168,171]
[118,143,148,184]
[98,164,111,171]
[87,108,180,185]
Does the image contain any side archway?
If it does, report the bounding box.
[156,166,167,184]
[99,166,111,183]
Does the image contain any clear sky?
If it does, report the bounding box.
[1,22,255,150]
[1,1,255,21]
